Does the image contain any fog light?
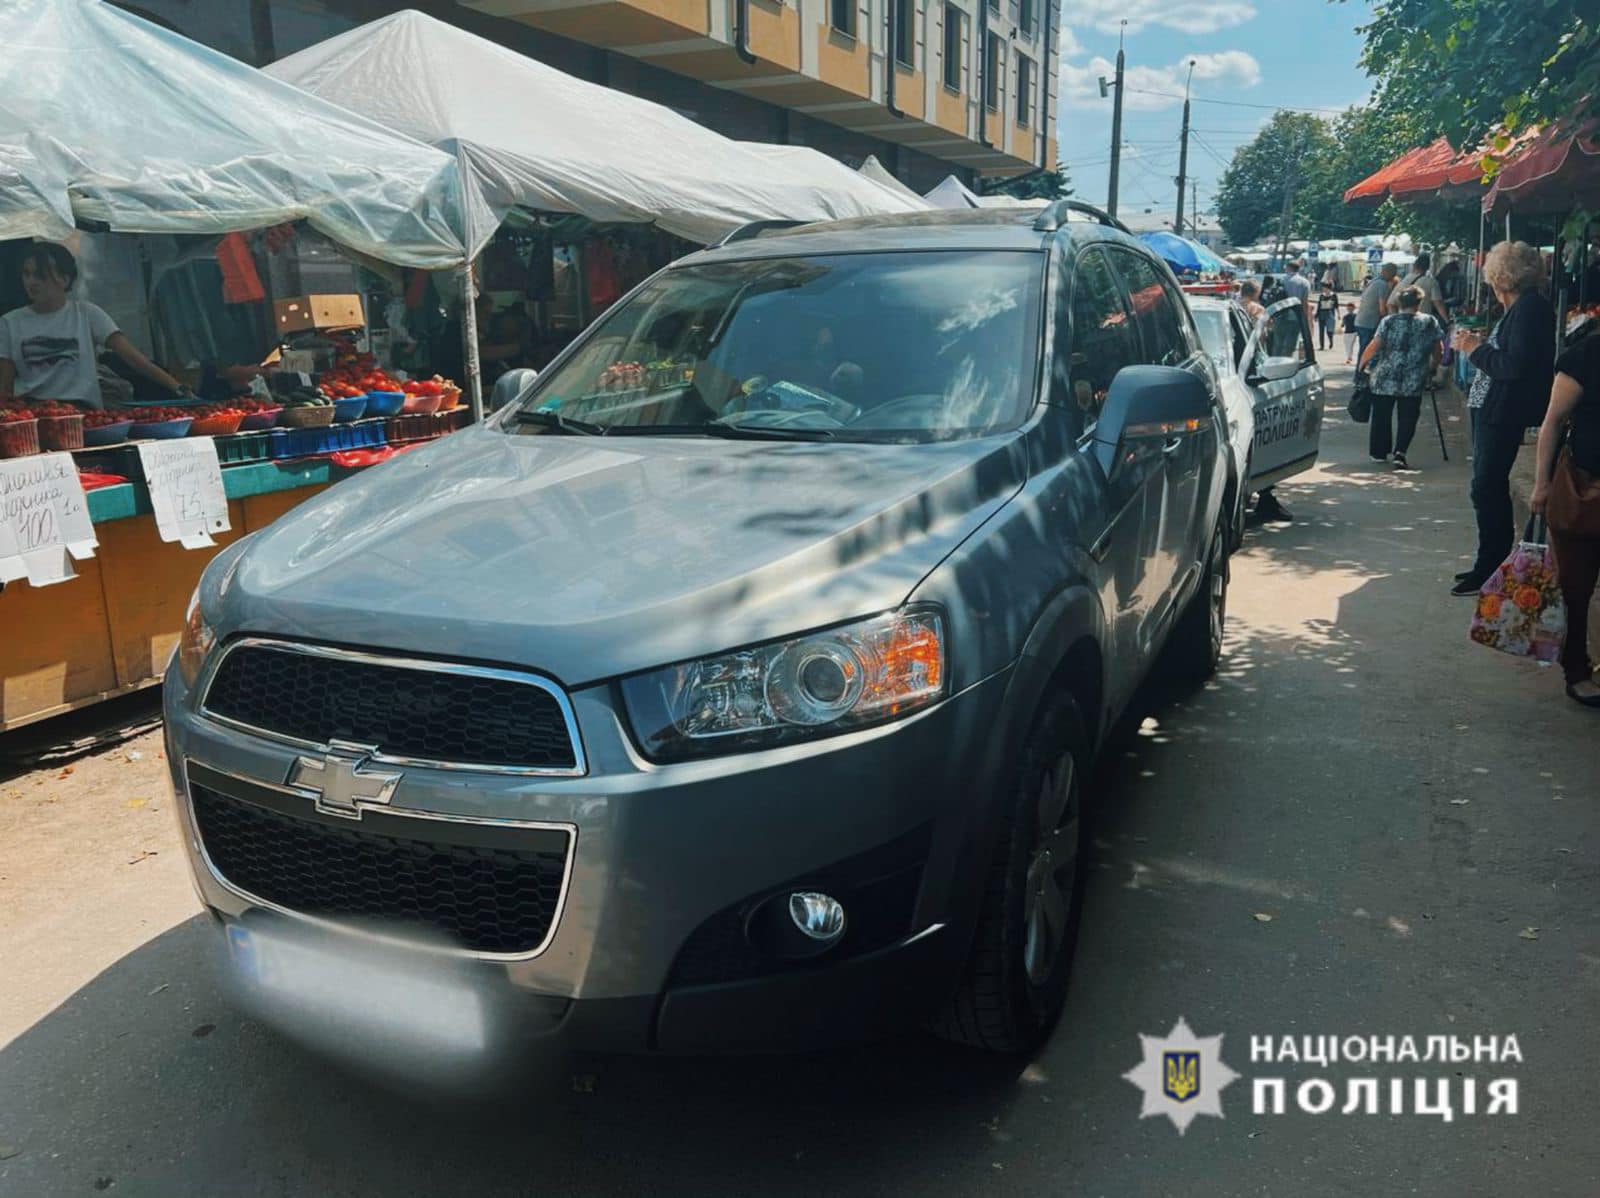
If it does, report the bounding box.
[788,892,846,943]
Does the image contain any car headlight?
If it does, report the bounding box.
[622,610,946,762]
[175,585,216,691]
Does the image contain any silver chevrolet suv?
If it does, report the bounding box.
[165,202,1232,1059]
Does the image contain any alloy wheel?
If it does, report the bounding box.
[1023,753,1079,986]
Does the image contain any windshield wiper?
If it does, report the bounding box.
[514,408,609,436]
[701,417,836,441]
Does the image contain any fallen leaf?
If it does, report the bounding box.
[57,767,74,778]
[1518,927,1540,940]
[127,850,158,866]
[125,798,149,810]
[191,1023,215,1039]
[0,1143,19,1160]
[1253,912,1274,923]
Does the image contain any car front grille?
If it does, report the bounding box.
[201,642,579,772]
[190,782,570,955]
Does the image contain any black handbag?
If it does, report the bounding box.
[1347,372,1373,423]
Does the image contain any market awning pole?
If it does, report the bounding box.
[1475,210,1485,309]
[460,263,484,421]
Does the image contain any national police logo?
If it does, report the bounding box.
[1123,1016,1239,1134]
[1163,1051,1200,1102]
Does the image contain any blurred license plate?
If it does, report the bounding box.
[224,922,486,1052]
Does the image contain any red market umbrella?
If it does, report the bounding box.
[1483,119,1600,214]
[1344,143,1439,205]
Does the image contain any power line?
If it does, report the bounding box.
[1122,88,1354,116]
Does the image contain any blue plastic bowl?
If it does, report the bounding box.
[332,395,369,422]
[364,390,405,417]
[83,420,133,447]
[129,417,193,440]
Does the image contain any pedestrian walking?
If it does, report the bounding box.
[1358,287,1440,470]
[1341,302,1358,363]
[1400,252,1449,324]
[1282,258,1312,329]
[1530,332,1600,707]
[1316,279,1339,351]
[1449,241,1556,596]
[1354,263,1399,363]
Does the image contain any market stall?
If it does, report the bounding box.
[0,0,473,730]
[266,9,927,412]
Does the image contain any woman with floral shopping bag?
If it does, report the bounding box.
[1531,333,1600,708]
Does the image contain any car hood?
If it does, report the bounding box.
[217,425,1025,684]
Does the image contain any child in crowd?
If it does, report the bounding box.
[1341,302,1358,364]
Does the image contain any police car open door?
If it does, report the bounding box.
[1239,297,1324,489]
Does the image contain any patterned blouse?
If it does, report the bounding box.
[1369,312,1441,397]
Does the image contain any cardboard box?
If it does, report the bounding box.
[273,294,365,334]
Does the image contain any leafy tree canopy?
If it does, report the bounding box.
[1350,0,1597,148]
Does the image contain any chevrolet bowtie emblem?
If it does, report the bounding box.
[286,741,402,819]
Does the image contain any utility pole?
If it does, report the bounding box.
[1100,21,1127,218]
[1272,133,1305,269]
[1173,59,1195,237]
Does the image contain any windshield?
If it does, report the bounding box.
[507,250,1046,442]
[1189,305,1233,372]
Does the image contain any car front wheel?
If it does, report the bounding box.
[932,691,1090,1055]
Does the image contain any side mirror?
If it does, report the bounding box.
[1093,365,1212,477]
[1252,356,1301,384]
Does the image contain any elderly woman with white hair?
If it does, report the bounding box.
[1449,242,1556,596]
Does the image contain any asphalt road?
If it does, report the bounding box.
[2,364,1596,1196]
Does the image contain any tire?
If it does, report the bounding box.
[1167,510,1229,682]
[932,691,1090,1055]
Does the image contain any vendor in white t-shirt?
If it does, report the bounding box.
[0,242,185,408]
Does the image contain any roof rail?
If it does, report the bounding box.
[1033,200,1131,235]
[716,219,810,246]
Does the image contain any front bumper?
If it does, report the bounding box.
[164,661,1015,1053]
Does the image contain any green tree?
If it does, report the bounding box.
[1214,112,1337,245]
[1349,0,1598,149]
[980,168,1073,201]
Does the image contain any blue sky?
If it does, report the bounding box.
[1055,0,1376,230]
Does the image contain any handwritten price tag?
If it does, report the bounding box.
[136,439,230,548]
[0,452,98,586]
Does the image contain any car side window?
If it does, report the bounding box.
[1257,303,1309,371]
[1066,247,1139,432]
[1107,249,1191,368]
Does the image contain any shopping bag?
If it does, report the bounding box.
[1347,373,1373,423]
[1467,517,1566,662]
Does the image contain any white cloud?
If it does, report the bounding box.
[1070,0,1257,35]
[1058,25,1084,58]
[1060,50,1261,112]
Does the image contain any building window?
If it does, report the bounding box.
[984,32,1001,110]
[894,0,913,66]
[1019,0,1034,34]
[1016,53,1031,125]
[831,0,856,37]
[942,4,962,91]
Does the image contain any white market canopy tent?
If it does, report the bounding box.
[740,143,931,214]
[858,155,927,205]
[0,0,467,268]
[924,175,985,209]
[267,10,927,256]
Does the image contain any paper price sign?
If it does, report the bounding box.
[0,452,99,586]
[136,438,230,549]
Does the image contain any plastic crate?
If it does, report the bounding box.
[38,413,85,451]
[0,418,40,458]
[266,417,387,460]
[385,412,459,445]
[215,430,273,466]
